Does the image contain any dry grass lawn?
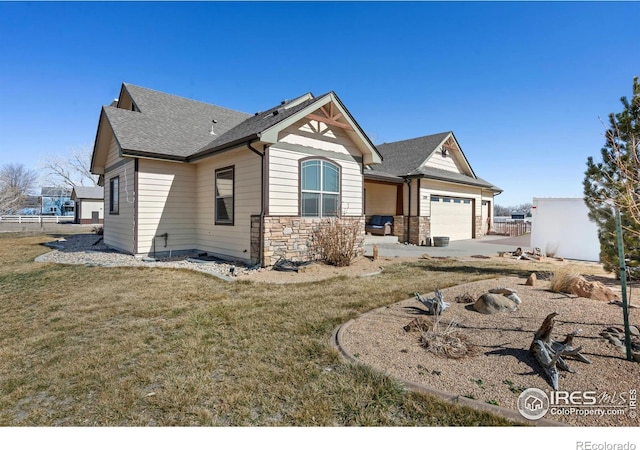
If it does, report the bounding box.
[0,231,612,426]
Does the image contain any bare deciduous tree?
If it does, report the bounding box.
[0,163,38,214]
[40,146,98,189]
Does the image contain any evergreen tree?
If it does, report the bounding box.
[583,76,640,275]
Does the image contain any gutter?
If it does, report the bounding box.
[405,178,412,244]
[246,141,266,267]
[188,134,260,163]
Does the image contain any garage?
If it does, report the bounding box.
[430,195,473,241]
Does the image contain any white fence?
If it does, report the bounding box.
[0,215,75,224]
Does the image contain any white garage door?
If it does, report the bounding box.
[430,196,473,241]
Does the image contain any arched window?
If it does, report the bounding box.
[300,159,340,217]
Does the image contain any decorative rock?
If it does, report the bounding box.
[472,293,518,315]
[570,277,619,302]
[525,273,537,286]
[489,287,516,295]
[609,336,623,347]
[629,325,640,336]
[488,287,522,304]
[505,292,522,305]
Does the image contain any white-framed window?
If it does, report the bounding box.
[215,166,234,225]
[300,159,340,217]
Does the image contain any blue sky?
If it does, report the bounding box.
[0,1,639,207]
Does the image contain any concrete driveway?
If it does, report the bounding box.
[363,234,531,259]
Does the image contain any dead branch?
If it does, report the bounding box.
[529,313,591,390]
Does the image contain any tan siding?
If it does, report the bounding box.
[419,179,483,219]
[419,186,430,217]
[268,146,363,216]
[103,158,135,254]
[105,135,122,168]
[136,159,197,254]
[364,182,396,216]
[278,118,362,158]
[402,182,420,216]
[79,199,104,221]
[195,147,262,262]
[423,148,463,173]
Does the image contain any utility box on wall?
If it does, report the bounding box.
[530,197,600,262]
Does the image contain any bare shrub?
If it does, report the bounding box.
[310,217,362,267]
[455,292,475,303]
[92,225,104,235]
[417,315,475,359]
[549,266,582,293]
[545,242,559,258]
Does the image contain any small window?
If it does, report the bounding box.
[431,196,440,202]
[109,176,119,214]
[454,199,461,203]
[463,199,471,204]
[300,159,340,217]
[215,167,234,225]
[442,198,451,203]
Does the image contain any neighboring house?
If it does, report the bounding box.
[17,195,41,215]
[71,186,104,224]
[364,132,502,245]
[530,197,600,262]
[41,187,74,216]
[91,83,381,266]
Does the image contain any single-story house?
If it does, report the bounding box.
[364,132,502,245]
[71,186,104,224]
[90,83,501,266]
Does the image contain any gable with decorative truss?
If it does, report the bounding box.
[423,133,474,177]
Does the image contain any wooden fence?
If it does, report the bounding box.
[490,221,531,236]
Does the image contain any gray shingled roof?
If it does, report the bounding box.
[368,132,451,175]
[365,131,501,191]
[72,186,104,200]
[104,84,251,160]
[409,166,498,189]
[190,94,322,159]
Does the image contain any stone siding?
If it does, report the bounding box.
[409,216,431,246]
[391,215,430,245]
[258,216,365,267]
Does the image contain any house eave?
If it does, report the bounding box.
[186,135,260,162]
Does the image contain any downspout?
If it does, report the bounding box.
[246,141,265,267]
[406,178,412,244]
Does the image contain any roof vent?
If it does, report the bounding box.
[210,119,217,135]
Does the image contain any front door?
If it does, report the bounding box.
[92,211,100,224]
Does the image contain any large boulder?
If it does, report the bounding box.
[472,293,518,315]
[570,277,619,302]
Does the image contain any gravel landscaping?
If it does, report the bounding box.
[338,277,640,426]
[35,233,260,280]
